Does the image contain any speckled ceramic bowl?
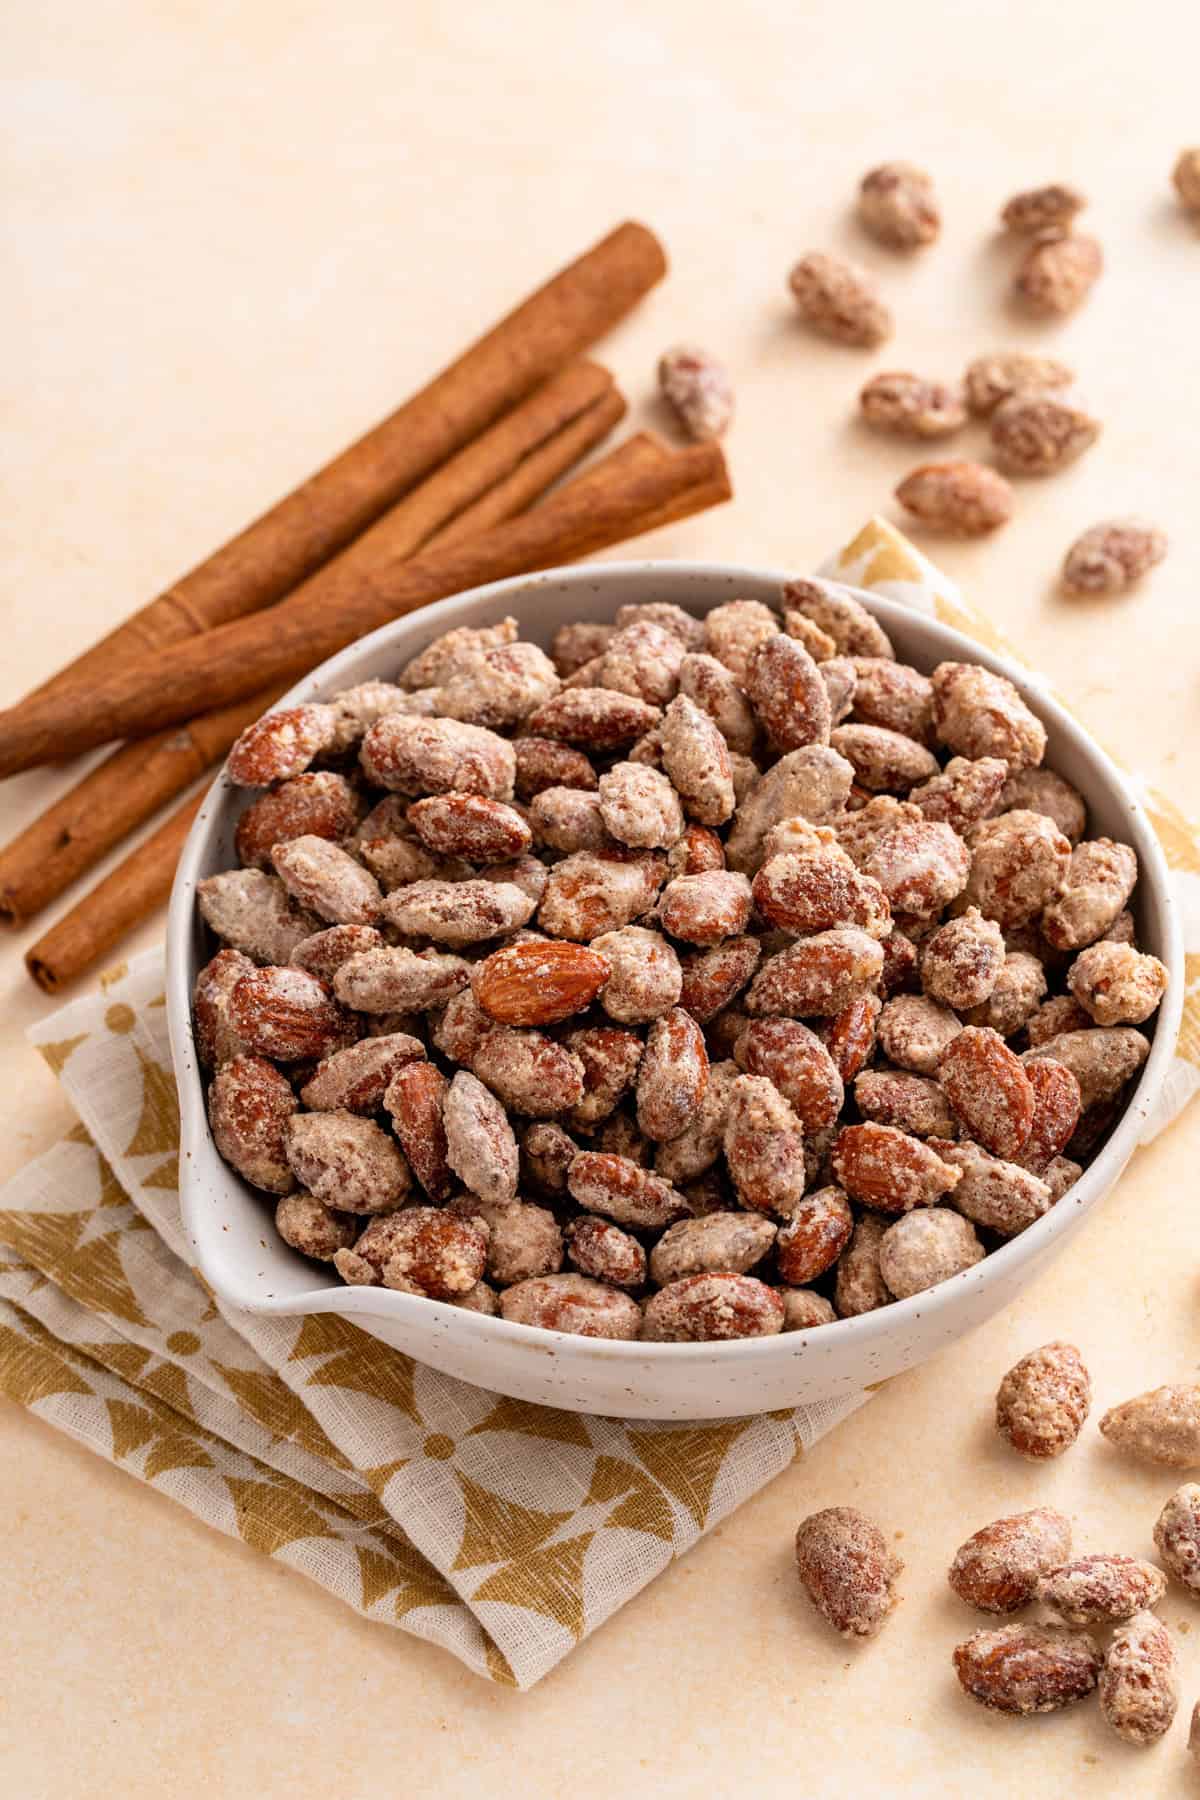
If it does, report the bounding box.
[166,561,1182,1419]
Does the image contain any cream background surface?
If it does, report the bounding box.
[3,1,1200,1792]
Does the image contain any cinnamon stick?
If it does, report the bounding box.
[25,793,206,994]
[0,685,287,927]
[21,222,665,707]
[0,440,731,773]
[0,376,628,925]
[424,385,629,550]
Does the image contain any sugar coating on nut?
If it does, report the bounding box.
[1099,1611,1179,1746]
[953,1623,1100,1714]
[641,1272,784,1342]
[895,462,1015,536]
[788,251,893,347]
[878,1206,983,1298]
[1040,1556,1165,1626]
[995,1341,1091,1459]
[658,344,734,441]
[794,1506,902,1640]
[1099,1384,1200,1468]
[1153,1484,1200,1594]
[948,1507,1071,1614]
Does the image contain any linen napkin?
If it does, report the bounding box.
[1,518,1195,1691]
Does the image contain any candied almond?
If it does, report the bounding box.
[529,786,613,853]
[794,1506,902,1640]
[473,939,610,1026]
[787,250,893,347]
[383,877,535,948]
[567,1151,686,1230]
[472,1028,585,1119]
[590,926,681,1024]
[429,641,559,732]
[566,1216,646,1289]
[818,992,881,1083]
[443,1070,519,1204]
[832,1122,961,1214]
[565,1026,644,1129]
[997,767,1085,843]
[598,762,684,850]
[230,965,354,1063]
[614,602,705,650]
[1067,940,1167,1027]
[641,1272,784,1342]
[877,993,962,1075]
[895,462,1014,536]
[525,687,663,752]
[782,1289,837,1330]
[382,1061,452,1201]
[939,1140,1051,1237]
[864,818,969,918]
[228,704,340,786]
[859,371,966,439]
[932,663,1046,772]
[667,823,726,879]
[398,619,517,691]
[676,652,759,755]
[910,757,1009,834]
[1100,1612,1179,1746]
[407,794,531,862]
[1015,1057,1082,1173]
[658,343,734,441]
[649,1211,777,1286]
[208,1055,298,1194]
[747,928,884,1018]
[990,390,1101,477]
[966,951,1047,1036]
[300,1033,424,1115]
[284,1111,411,1215]
[753,849,891,940]
[780,579,894,661]
[920,908,1004,1010]
[272,836,382,928]
[539,848,666,942]
[745,633,832,753]
[1061,517,1167,596]
[1015,229,1103,316]
[783,612,837,661]
[373,1207,488,1299]
[1001,182,1086,234]
[1153,1484,1200,1594]
[360,714,515,799]
[966,810,1071,928]
[879,1206,983,1297]
[938,1026,1034,1158]
[724,1073,808,1217]
[654,1058,739,1185]
[193,948,255,1069]
[636,1008,709,1143]
[451,1197,563,1288]
[777,1186,854,1285]
[949,1507,1071,1614]
[234,771,362,871]
[659,869,753,946]
[953,1623,1099,1714]
[197,868,318,966]
[512,737,597,801]
[963,350,1074,417]
[995,1342,1090,1459]
[660,694,735,826]
[290,924,383,984]
[499,1273,641,1339]
[1100,1384,1200,1469]
[735,1017,844,1131]
[520,1120,579,1197]
[334,946,470,1013]
[679,936,761,1026]
[835,1213,891,1317]
[726,746,855,875]
[594,619,686,709]
[854,1069,958,1139]
[550,620,614,678]
[1040,1556,1165,1626]
[1041,838,1138,951]
[275,1193,357,1261]
[829,724,939,795]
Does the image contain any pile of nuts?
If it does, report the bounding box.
[795,1345,1200,1760]
[657,158,1183,589]
[193,585,1168,1343]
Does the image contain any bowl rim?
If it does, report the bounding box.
[167,556,1185,1364]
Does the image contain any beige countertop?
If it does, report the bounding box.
[3,2,1199,1793]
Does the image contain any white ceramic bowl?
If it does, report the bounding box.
[167,561,1182,1419]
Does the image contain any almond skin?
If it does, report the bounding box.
[472,939,610,1027]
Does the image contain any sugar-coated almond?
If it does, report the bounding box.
[1099,1612,1179,1746]
[953,1623,1100,1714]
[472,939,610,1026]
[996,1341,1090,1460]
[641,1272,784,1342]
[1040,1556,1165,1626]
[1100,1385,1200,1468]
[949,1507,1071,1614]
[795,1506,902,1640]
[831,1123,962,1214]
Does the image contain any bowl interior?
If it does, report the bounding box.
[167,560,1183,1356]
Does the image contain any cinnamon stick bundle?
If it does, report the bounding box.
[22,222,665,707]
[0,372,625,923]
[25,794,205,994]
[0,440,731,772]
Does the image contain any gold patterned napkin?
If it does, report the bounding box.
[1,519,1195,1691]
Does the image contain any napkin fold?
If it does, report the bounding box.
[1,517,1196,1688]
